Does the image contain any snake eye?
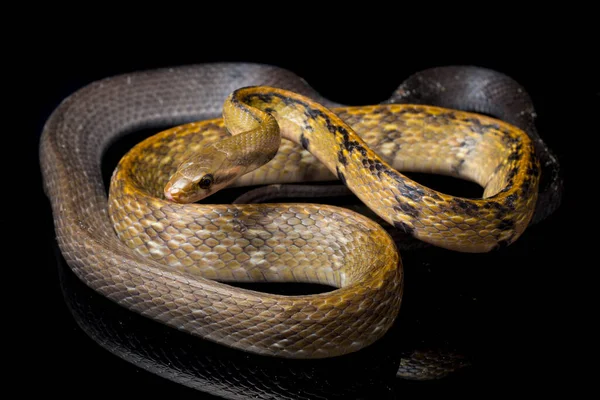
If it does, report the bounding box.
[198,174,214,190]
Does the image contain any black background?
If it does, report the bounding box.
[13,16,595,399]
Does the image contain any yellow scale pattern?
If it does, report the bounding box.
[107,86,539,357]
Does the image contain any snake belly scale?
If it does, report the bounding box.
[40,64,541,360]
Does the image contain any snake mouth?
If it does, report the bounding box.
[163,180,176,201]
[164,177,195,203]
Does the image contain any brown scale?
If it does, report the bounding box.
[106,86,539,358]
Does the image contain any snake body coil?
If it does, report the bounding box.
[40,64,558,359]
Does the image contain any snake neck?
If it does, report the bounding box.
[222,96,282,170]
[227,87,346,175]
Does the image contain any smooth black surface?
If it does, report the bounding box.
[15,20,594,398]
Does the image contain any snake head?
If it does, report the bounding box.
[164,148,241,203]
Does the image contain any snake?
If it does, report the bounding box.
[40,63,561,361]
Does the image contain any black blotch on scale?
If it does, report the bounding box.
[336,166,347,185]
[249,93,275,104]
[450,198,481,217]
[393,220,414,235]
[504,193,518,209]
[249,92,346,138]
[462,117,500,135]
[393,202,420,219]
[300,134,310,150]
[496,218,515,232]
[452,159,466,175]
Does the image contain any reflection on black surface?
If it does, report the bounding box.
[56,247,401,399]
[53,193,562,397]
[54,238,503,398]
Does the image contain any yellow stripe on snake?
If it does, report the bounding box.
[106,86,539,358]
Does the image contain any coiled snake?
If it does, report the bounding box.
[40,63,561,360]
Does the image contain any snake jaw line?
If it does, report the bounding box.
[164,148,231,203]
